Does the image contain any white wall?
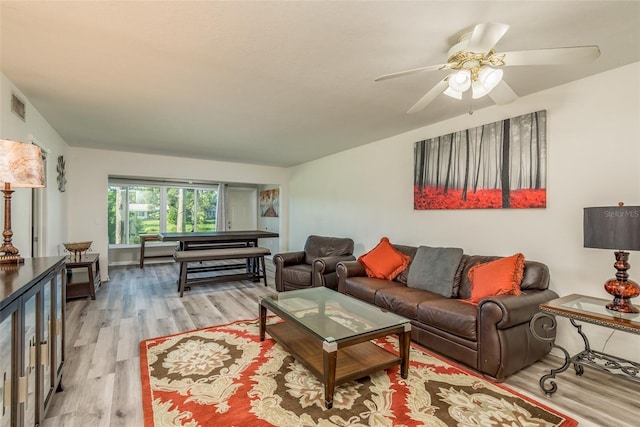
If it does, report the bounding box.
[66,148,290,278]
[0,73,69,258]
[288,62,640,360]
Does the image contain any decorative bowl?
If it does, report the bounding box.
[63,241,92,253]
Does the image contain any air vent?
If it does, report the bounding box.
[11,93,26,121]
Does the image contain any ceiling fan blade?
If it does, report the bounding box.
[407,78,449,114]
[488,80,518,105]
[501,45,601,66]
[466,23,510,52]
[374,63,448,82]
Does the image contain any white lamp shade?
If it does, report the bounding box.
[478,67,503,91]
[472,67,504,99]
[471,80,490,99]
[448,70,471,93]
[443,86,463,99]
[0,139,45,188]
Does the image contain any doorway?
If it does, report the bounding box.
[226,187,257,230]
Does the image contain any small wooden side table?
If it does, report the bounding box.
[66,253,101,300]
[530,293,640,396]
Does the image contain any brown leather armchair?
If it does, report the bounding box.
[273,235,355,292]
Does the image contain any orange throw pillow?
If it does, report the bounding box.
[467,253,525,303]
[358,237,411,280]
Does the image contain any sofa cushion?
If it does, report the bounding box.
[467,253,525,303]
[451,255,468,297]
[374,286,446,320]
[343,277,404,304]
[458,255,499,299]
[358,237,411,280]
[281,263,313,286]
[417,298,478,341]
[407,246,463,297]
[393,245,418,284]
[304,235,354,264]
[519,261,551,291]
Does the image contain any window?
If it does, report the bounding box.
[108,181,218,245]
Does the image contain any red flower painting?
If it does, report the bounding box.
[414,186,546,210]
[414,111,546,210]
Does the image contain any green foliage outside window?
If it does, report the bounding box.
[108,183,218,245]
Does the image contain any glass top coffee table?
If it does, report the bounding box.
[259,287,411,409]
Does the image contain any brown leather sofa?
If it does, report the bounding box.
[336,245,558,381]
[274,235,355,292]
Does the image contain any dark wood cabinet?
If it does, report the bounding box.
[1,297,19,427]
[0,257,66,427]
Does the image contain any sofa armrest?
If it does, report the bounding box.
[477,288,559,381]
[336,260,366,293]
[314,255,356,275]
[336,260,366,277]
[479,289,560,329]
[273,251,306,292]
[273,251,306,268]
[312,255,356,288]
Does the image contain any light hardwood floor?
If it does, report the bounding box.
[43,260,639,426]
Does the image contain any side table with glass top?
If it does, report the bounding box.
[530,293,640,396]
[259,287,411,409]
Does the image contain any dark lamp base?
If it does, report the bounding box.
[605,298,639,314]
[603,278,640,314]
[602,251,640,314]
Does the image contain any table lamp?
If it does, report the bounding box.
[584,203,640,313]
[0,139,45,264]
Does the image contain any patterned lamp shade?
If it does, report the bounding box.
[0,139,45,264]
[0,139,45,188]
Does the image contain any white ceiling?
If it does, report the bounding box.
[1,1,639,167]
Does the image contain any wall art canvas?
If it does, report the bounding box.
[260,188,279,217]
[414,110,546,210]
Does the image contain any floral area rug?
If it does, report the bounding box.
[140,319,576,427]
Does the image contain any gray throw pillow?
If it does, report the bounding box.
[407,246,464,297]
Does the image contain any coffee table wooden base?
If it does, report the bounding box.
[260,308,410,409]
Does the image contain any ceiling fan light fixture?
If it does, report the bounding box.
[471,79,490,99]
[477,66,503,90]
[448,69,471,92]
[443,86,463,99]
[472,66,503,99]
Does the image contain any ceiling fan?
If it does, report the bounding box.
[375,23,600,114]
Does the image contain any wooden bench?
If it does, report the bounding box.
[140,234,247,268]
[173,247,271,297]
